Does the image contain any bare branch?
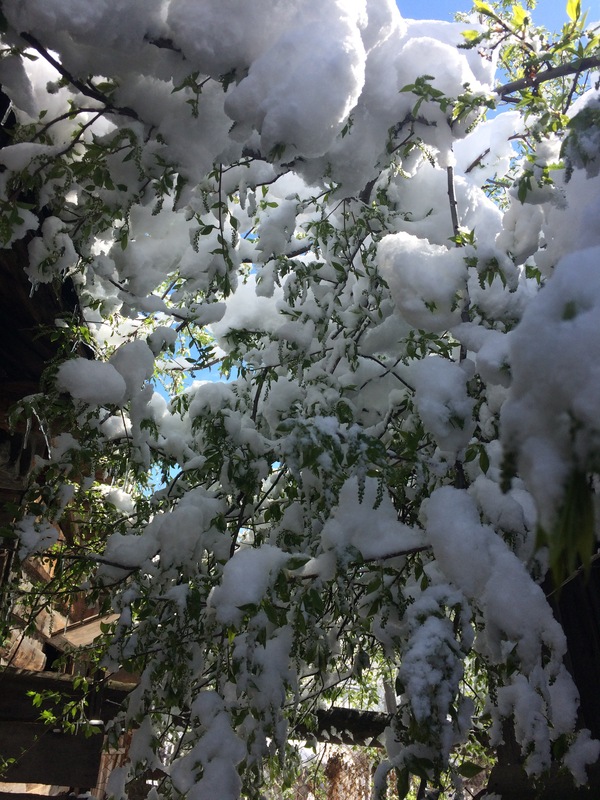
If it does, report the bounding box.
[447,165,460,239]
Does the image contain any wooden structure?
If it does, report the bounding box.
[0,669,131,792]
[0,227,119,792]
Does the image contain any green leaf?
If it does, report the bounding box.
[286,555,309,571]
[461,29,481,42]
[562,300,578,320]
[457,761,485,778]
[396,767,410,800]
[543,470,596,586]
[479,448,490,475]
[511,4,528,27]
[566,0,581,21]
[474,0,496,16]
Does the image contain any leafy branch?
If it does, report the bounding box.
[495,54,600,100]
[18,32,139,120]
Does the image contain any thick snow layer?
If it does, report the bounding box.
[564,730,600,786]
[17,517,60,559]
[411,357,475,454]
[166,0,298,78]
[4,0,164,52]
[424,487,567,672]
[497,90,600,273]
[99,530,159,579]
[224,1,367,159]
[502,246,600,528]
[320,476,424,560]
[0,142,64,172]
[208,545,289,625]
[455,111,524,186]
[5,1,600,794]
[109,340,155,399]
[378,232,467,332]
[210,275,284,342]
[56,358,127,406]
[170,692,246,796]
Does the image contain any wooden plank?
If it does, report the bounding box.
[0,669,132,723]
[50,614,119,649]
[0,794,74,800]
[295,707,389,748]
[0,722,103,786]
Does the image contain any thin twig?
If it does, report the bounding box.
[447,165,460,239]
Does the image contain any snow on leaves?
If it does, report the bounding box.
[2,1,600,798]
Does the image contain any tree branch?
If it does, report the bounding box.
[495,55,600,100]
[19,32,139,120]
[447,165,460,239]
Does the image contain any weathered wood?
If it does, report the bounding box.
[50,614,119,650]
[0,669,390,747]
[0,668,132,724]
[0,721,103,786]
[0,632,47,671]
[0,794,75,800]
[294,707,390,748]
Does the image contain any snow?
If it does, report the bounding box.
[207,545,289,625]
[398,602,465,737]
[101,487,136,516]
[17,516,59,559]
[502,246,600,529]
[425,488,568,668]
[210,275,284,342]
[98,530,159,580]
[0,142,63,172]
[225,6,366,160]
[423,486,581,764]
[49,432,80,461]
[378,231,467,332]
[411,357,475,454]
[564,730,600,786]
[27,216,79,283]
[4,2,600,796]
[109,340,155,399]
[319,476,424,561]
[4,0,164,52]
[56,358,127,406]
[170,691,246,797]
[455,111,524,186]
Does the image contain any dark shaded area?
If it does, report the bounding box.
[476,566,600,799]
[549,562,600,741]
[0,240,84,419]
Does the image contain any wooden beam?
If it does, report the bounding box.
[0,795,76,800]
[0,722,103,786]
[50,614,119,650]
[295,707,390,748]
[0,668,133,724]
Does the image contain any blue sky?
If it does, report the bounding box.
[398,0,587,30]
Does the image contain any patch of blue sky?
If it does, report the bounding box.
[398,0,583,30]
